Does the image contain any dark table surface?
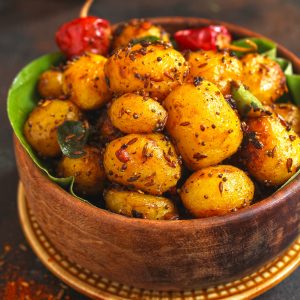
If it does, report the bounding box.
[0,0,299,299]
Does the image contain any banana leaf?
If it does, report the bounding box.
[7,53,89,203]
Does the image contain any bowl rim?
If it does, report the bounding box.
[15,16,300,228]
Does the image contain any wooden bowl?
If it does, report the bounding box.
[14,17,300,291]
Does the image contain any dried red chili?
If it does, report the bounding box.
[174,25,232,51]
[174,25,257,53]
[55,0,111,58]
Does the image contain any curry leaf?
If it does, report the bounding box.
[232,37,277,58]
[275,57,293,75]
[57,121,89,158]
[130,35,160,45]
[231,84,264,117]
[286,74,300,105]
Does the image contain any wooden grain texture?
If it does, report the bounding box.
[13,16,300,289]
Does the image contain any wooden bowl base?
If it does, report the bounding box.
[18,182,300,300]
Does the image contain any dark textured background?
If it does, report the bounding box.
[0,0,299,298]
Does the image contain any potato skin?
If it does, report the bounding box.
[38,69,63,98]
[104,42,188,100]
[180,165,254,218]
[104,189,178,220]
[186,50,243,95]
[63,53,111,110]
[113,19,170,49]
[103,133,181,195]
[57,146,106,196]
[241,53,287,105]
[164,82,243,170]
[108,93,167,133]
[243,115,300,185]
[269,103,300,135]
[24,99,81,157]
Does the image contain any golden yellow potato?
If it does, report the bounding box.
[63,53,111,110]
[186,50,243,95]
[103,133,181,195]
[242,114,300,186]
[269,103,300,135]
[57,146,106,196]
[108,93,167,133]
[37,69,63,98]
[164,81,243,170]
[24,99,81,157]
[113,19,170,49]
[104,189,178,220]
[180,165,254,218]
[104,42,189,101]
[241,53,287,105]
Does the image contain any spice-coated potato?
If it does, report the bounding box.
[104,42,188,100]
[186,50,243,95]
[57,146,106,196]
[37,69,64,98]
[242,115,300,186]
[63,53,111,110]
[180,165,254,218]
[164,81,243,170]
[103,133,181,195]
[113,19,170,49]
[104,189,178,220]
[108,93,167,133]
[241,53,287,105]
[24,99,81,157]
[269,103,300,135]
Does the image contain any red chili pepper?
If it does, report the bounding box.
[55,16,111,58]
[174,25,232,51]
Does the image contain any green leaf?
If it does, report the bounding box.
[231,84,264,117]
[130,35,160,45]
[286,74,300,105]
[57,121,89,158]
[275,57,293,75]
[274,57,300,106]
[7,52,90,204]
[232,37,277,58]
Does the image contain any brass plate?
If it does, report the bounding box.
[18,182,300,300]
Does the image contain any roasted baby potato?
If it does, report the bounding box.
[186,50,243,95]
[24,99,81,157]
[57,146,106,196]
[242,114,300,185]
[37,69,63,98]
[108,93,167,133]
[164,81,243,170]
[113,19,170,49]
[241,53,287,105]
[104,42,188,100]
[180,165,254,218]
[269,103,300,135]
[103,133,181,195]
[104,189,178,220]
[63,53,111,110]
